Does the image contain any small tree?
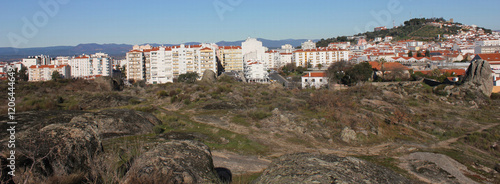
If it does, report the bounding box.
[177,72,199,83]
[425,50,431,57]
[18,65,29,81]
[408,51,413,57]
[326,60,351,85]
[416,51,423,57]
[51,70,61,81]
[344,62,373,85]
[120,65,127,79]
[317,64,323,70]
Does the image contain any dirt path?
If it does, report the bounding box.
[431,123,500,149]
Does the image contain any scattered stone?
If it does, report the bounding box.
[341,127,357,143]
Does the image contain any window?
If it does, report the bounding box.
[305,79,308,82]
[312,79,315,82]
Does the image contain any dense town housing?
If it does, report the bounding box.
[1,19,499,93]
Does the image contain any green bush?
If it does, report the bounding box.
[491,93,500,100]
[156,90,168,97]
[248,110,272,120]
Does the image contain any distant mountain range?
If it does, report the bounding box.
[0,38,317,61]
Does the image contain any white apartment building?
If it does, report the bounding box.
[293,48,350,68]
[280,53,293,66]
[150,47,172,84]
[148,44,219,84]
[475,45,500,54]
[126,49,146,81]
[22,54,51,68]
[242,38,267,62]
[475,39,500,47]
[264,50,281,70]
[301,40,316,50]
[28,65,71,81]
[218,46,243,72]
[70,53,113,78]
[53,56,70,65]
[244,60,268,83]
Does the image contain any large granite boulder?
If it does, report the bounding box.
[201,70,217,83]
[94,76,124,91]
[70,109,161,138]
[12,121,103,183]
[461,59,493,97]
[123,140,220,184]
[254,152,410,184]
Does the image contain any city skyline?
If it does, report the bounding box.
[1,0,500,48]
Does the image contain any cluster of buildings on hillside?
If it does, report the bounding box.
[1,23,499,91]
[124,38,349,84]
[0,53,119,81]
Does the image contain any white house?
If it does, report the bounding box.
[302,72,328,89]
[244,60,268,83]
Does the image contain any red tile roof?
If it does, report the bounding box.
[294,48,348,53]
[477,53,500,61]
[219,46,241,49]
[302,72,327,78]
[75,55,89,59]
[369,61,409,71]
[29,65,69,69]
[440,69,466,76]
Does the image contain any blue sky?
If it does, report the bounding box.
[1,0,499,48]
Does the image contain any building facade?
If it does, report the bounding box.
[28,65,70,81]
[293,48,349,68]
[302,72,328,89]
[218,46,243,72]
[70,53,113,79]
[147,44,219,84]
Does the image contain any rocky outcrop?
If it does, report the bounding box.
[14,121,103,183]
[201,70,217,83]
[94,76,124,91]
[70,109,161,138]
[254,153,410,184]
[0,109,163,183]
[400,152,480,184]
[461,59,493,97]
[123,140,220,184]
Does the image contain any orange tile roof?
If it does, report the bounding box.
[369,61,409,71]
[294,48,348,53]
[29,65,69,69]
[440,69,466,76]
[477,53,500,61]
[75,55,89,59]
[302,72,327,78]
[219,46,241,49]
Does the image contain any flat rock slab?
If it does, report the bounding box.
[399,152,479,184]
[212,151,271,174]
